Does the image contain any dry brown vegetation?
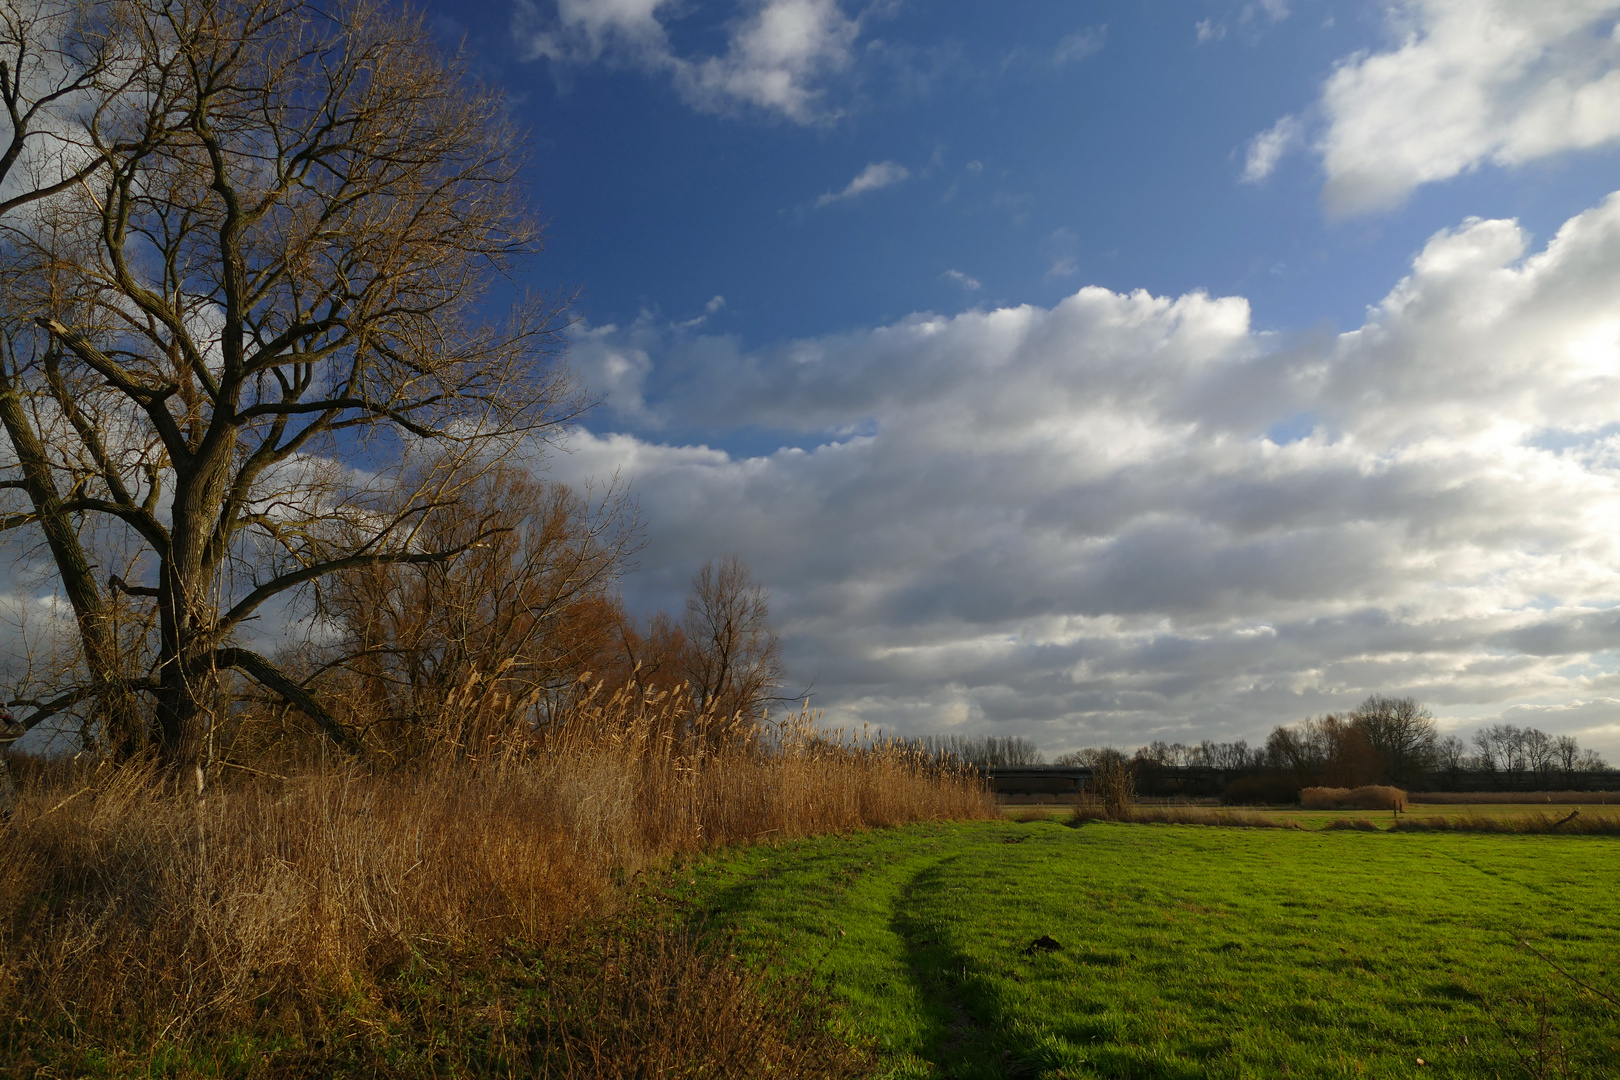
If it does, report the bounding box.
[0,689,992,1076]
[1299,785,1408,811]
[1412,791,1620,805]
[1068,805,1304,829]
[1121,807,1304,829]
[1391,811,1620,835]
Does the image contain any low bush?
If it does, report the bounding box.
[1300,785,1407,811]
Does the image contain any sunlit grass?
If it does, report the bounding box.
[688,819,1620,1078]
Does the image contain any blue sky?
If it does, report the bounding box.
[423,0,1620,756]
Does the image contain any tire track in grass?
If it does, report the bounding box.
[888,854,1004,1077]
[688,823,1020,1071]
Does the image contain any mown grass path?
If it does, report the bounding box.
[677,819,1620,1079]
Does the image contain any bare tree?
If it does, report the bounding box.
[306,465,634,755]
[1265,714,1379,788]
[1474,724,1530,781]
[1350,694,1438,785]
[601,609,691,700]
[1555,734,1581,780]
[0,0,578,771]
[1435,734,1468,785]
[1523,727,1557,785]
[1199,738,1255,771]
[915,734,1044,768]
[681,554,784,723]
[1054,746,1127,769]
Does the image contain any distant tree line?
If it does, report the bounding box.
[1013,695,1613,801]
[1055,740,1259,772]
[905,734,1045,769]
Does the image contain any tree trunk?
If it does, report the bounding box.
[0,373,145,755]
[156,475,225,771]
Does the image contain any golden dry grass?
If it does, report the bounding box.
[0,691,993,1074]
[1411,790,1620,804]
[1391,810,1620,834]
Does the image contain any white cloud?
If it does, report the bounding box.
[1196,19,1226,45]
[815,160,910,206]
[516,0,861,123]
[516,0,672,60]
[1242,114,1302,182]
[1310,0,1620,214]
[1053,26,1106,66]
[941,269,981,291]
[706,294,727,313]
[560,190,1620,758]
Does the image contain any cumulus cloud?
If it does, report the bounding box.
[560,191,1620,758]
[941,269,981,291]
[1242,114,1301,182]
[1310,0,1620,214]
[516,0,861,123]
[815,160,910,206]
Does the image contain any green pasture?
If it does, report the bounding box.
[679,819,1620,1079]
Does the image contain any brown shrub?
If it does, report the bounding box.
[1300,785,1407,811]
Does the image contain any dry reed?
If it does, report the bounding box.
[1300,785,1408,811]
[0,689,991,1073]
[1410,791,1620,805]
[1391,811,1620,835]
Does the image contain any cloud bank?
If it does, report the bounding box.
[1306,0,1620,214]
[558,191,1620,757]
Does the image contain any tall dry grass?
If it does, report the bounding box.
[0,688,991,1073]
[1391,811,1620,835]
[1412,791,1620,805]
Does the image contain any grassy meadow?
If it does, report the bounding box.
[682,818,1620,1079]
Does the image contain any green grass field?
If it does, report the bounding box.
[678,819,1620,1079]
